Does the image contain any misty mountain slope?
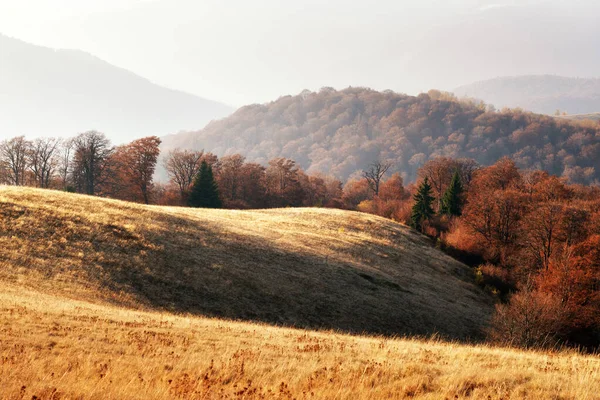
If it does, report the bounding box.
[0,34,233,143]
[161,87,600,184]
[454,75,600,115]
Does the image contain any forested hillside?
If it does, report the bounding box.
[161,87,600,184]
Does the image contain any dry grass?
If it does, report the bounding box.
[1,286,600,400]
[0,186,491,340]
[1,187,600,398]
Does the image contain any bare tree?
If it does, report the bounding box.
[28,137,61,188]
[72,131,113,195]
[363,161,391,197]
[58,138,75,190]
[164,149,204,201]
[0,136,31,186]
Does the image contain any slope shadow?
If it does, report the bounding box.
[92,211,491,343]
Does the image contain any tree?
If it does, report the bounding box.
[0,136,31,186]
[440,170,464,216]
[379,173,405,201]
[117,136,161,204]
[28,137,60,188]
[188,161,221,208]
[418,157,477,211]
[57,138,75,190]
[72,131,113,195]
[265,157,304,206]
[363,161,391,197]
[217,154,246,204]
[164,149,205,202]
[411,177,435,232]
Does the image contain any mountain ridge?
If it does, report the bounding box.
[454,75,600,115]
[0,33,234,143]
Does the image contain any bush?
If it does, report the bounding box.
[488,285,567,349]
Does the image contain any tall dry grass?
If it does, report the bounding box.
[0,186,491,340]
[1,286,599,400]
[3,187,598,399]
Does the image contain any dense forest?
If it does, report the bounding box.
[161,87,600,185]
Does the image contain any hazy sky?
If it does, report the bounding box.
[1,0,598,106]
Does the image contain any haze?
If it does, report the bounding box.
[2,0,599,107]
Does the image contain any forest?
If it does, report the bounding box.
[1,129,599,350]
[161,87,600,185]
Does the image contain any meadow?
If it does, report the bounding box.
[1,187,599,399]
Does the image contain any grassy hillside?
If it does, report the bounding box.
[2,285,600,399]
[2,188,599,399]
[0,187,490,340]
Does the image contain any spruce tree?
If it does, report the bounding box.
[188,161,222,208]
[440,170,464,216]
[411,177,435,232]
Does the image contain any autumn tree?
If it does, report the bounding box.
[489,282,566,349]
[418,157,478,211]
[265,157,304,206]
[115,136,161,204]
[342,178,371,209]
[237,162,267,208]
[411,177,435,232]
[0,136,30,186]
[188,161,221,208]
[363,161,391,197]
[378,173,404,201]
[217,154,246,205]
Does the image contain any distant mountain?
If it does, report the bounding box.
[162,87,600,185]
[559,113,600,122]
[0,34,234,143]
[454,76,600,115]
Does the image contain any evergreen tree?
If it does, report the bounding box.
[411,177,435,232]
[188,161,222,208]
[440,170,464,216]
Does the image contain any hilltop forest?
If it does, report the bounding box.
[161,87,600,185]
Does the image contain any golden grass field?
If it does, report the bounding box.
[1,187,600,399]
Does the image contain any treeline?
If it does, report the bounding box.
[161,87,600,185]
[0,132,161,204]
[0,132,345,209]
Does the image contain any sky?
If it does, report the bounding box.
[0,0,598,106]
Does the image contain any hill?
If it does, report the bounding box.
[560,112,600,122]
[454,75,600,115]
[161,87,600,184]
[2,285,599,399]
[0,186,491,340]
[0,34,233,143]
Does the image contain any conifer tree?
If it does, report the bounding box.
[188,161,222,208]
[411,177,435,232]
[440,170,464,216]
